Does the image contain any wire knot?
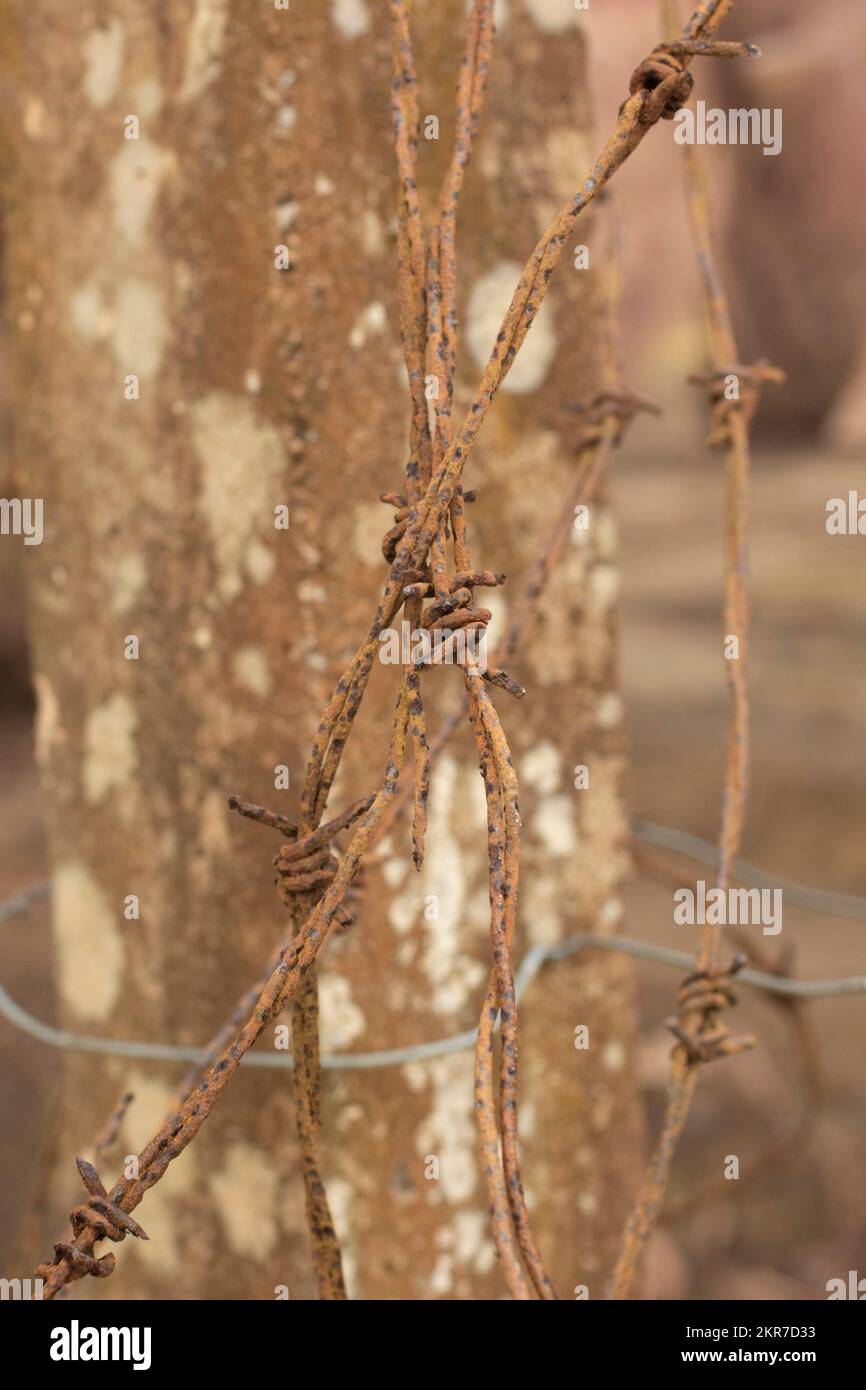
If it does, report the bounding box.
[629,47,694,122]
[689,359,785,446]
[380,488,477,566]
[35,1158,148,1287]
[380,491,413,564]
[568,389,661,447]
[272,837,361,927]
[229,793,374,928]
[627,39,761,126]
[667,952,756,1065]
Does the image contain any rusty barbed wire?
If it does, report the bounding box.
[664,932,827,1224]
[35,688,413,1298]
[35,0,767,1299]
[374,207,654,843]
[400,5,758,593]
[229,792,373,1299]
[92,1091,134,1172]
[605,0,782,1301]
[391,0,553,1298]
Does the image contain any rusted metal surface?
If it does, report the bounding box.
[92,1091,134,1172]
[35,0,758,1299]
[606,0,781,1303]
[386,0,552,1297]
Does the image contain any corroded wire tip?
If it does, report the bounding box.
[662,40,759,60]
[76,1155,107,1196]
[451,569,505,590]
[227,796,298,838]
[666,1016,756,1066]
[484,668,526,700]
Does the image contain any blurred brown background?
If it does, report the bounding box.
[1,0,865,1299]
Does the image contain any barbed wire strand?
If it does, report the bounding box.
[34,0,764,1299]
[663,929,826,1223]
[607,0,783,1301]
[390,0,552,1301]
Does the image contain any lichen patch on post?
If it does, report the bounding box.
[521,740,562,796]
[109,138,176,248]
[588,562,619,611]
[245,539,275,585]
[69,281,111,343]
[595,692,623,730]
[361,209,385,258]
[33,673,64,767]
[317,1176,358,1295]
[466,262,555,393]
[231,646,273,698]
[83,693,138,805]
[318,973,366,1051]
[209,1142,279,1260]
[180,0,230,101]
[524,0,584,34]
[409,756,487,1015]
[348,301,387,350]
[545,126,594,205]
[119,1072,197,1197]
[199,790,232,857]
[332,0,370,40]
[406,1052,478,1204]
[54,861,124,1022]
[191,393,286,602]
[133,78,162,119]
[107,552,147,616]
[520,876,563,948]
[452,1208,496,1274]
[111,279,168,378]
[81,19,125,109]
[352,501,388,568]
[23,95,47,140]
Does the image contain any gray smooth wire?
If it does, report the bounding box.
[0,879,49,925]
[1,869,864,1070]
[633,819,866,920]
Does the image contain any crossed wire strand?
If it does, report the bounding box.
[34,0,767,1299]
